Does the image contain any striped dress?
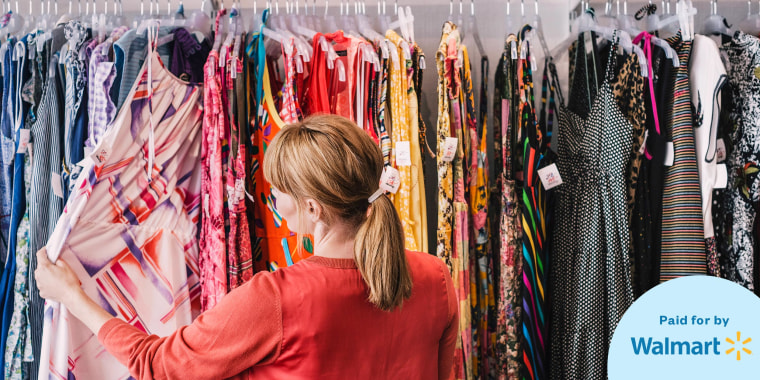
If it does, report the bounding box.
[659,33,707,280]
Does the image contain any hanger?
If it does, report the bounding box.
[465,0,485,58]
[530,0,551,60]
[654,0,695,39]
[703,0,733,37]
[738,0,760,35]
[597,0,618,28]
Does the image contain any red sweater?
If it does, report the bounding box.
[98,250,459,379]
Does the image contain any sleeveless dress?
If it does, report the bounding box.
[551,34,635,379]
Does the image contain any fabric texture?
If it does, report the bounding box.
[38,52,203,380]
[551,35,635,380]
[659,33,707,281]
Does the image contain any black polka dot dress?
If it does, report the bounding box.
[550,34,635,379]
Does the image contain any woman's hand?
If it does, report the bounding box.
[34,247,84,305]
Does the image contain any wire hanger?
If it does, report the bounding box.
[466,0,485,58]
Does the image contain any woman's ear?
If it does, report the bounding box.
[304,198,323,223]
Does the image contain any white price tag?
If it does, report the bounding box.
[511,41,517,59]
[91,145,110,164]
[638,129,649,155]
[227,184,236,204]
[16,129,30,153]
[530,55,537,71]
[379,166,401,194]
[235,178,245,201]
[537,163,563,190]
[664,142,674,166]
[442,137,458,162]
[395,141,412,166]
[51,172,64,198]
[715,164,728,189]
[716,138,726,163]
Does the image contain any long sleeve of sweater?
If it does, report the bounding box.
[98,272,282,380]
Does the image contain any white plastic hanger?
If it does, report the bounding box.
[738,0,760,35]
[703,0,732,36]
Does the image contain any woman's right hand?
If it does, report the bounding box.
[34,247,84,306]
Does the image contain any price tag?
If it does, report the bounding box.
[511,40,517,59]
[235,178,245,201]
[664,142,674,166]
[442,137,458,162]
[91,145,110,164]
[530,55,538,71]
[638,130,649,155]
[51,172,64,198]
[715,164,728,189]
[379,166,401,194]
[395,141,412,166]
[537,163,563,190]
[716,138,726,162]
[16,129,30,153]
[204,194,210,217]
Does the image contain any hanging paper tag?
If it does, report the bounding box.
[511,40,517,60]
[90,145,111,164]
[51,172,64,198]
[715,163,728,189]
[520,40,527,60]
[537,163,563,190]
[16,129,30,153]
[337,60,347,82]
[379,166,401,194]
[235,178,245,202]
[442,137,458,162]
[530,55,537,71]
[716,138,726,163]
[395,141,412,166]
[638,129,649,155]
[295,55,304,74]
[419,56,426,70]
[227,184,236,204]
[664,141,675,166]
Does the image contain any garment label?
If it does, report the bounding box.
[379,166,401,194]
[16,129,30,153]
[639,129,649,155]
[664,142,675,166]
[716,138,726,163]
[91,145,110,164]
[715,163,728,189]
[537,163,563,190]
[442,137,458,162]
[51,172,64,198]
[396,141,412,166]
[511,41,517,59]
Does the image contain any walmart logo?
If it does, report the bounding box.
[631,332,752,359]
[631,337,721,355]
[725,332,752,361]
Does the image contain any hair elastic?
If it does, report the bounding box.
[368,188,384,203]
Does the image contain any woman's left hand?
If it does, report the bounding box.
[34,247,84,305]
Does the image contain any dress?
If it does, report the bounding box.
[717,31,760,291]
[551,35,635,379]
[493,35,523,380]
[689,35,727,277]
[249,31,307,271]
[38,52,203,380]
[659,33,707,281]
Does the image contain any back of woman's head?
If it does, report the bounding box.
[263,114,412,311]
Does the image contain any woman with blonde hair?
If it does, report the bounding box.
[35,114,458,379]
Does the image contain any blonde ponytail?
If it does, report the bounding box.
[355,192,412,311]
[264,114,412,311]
